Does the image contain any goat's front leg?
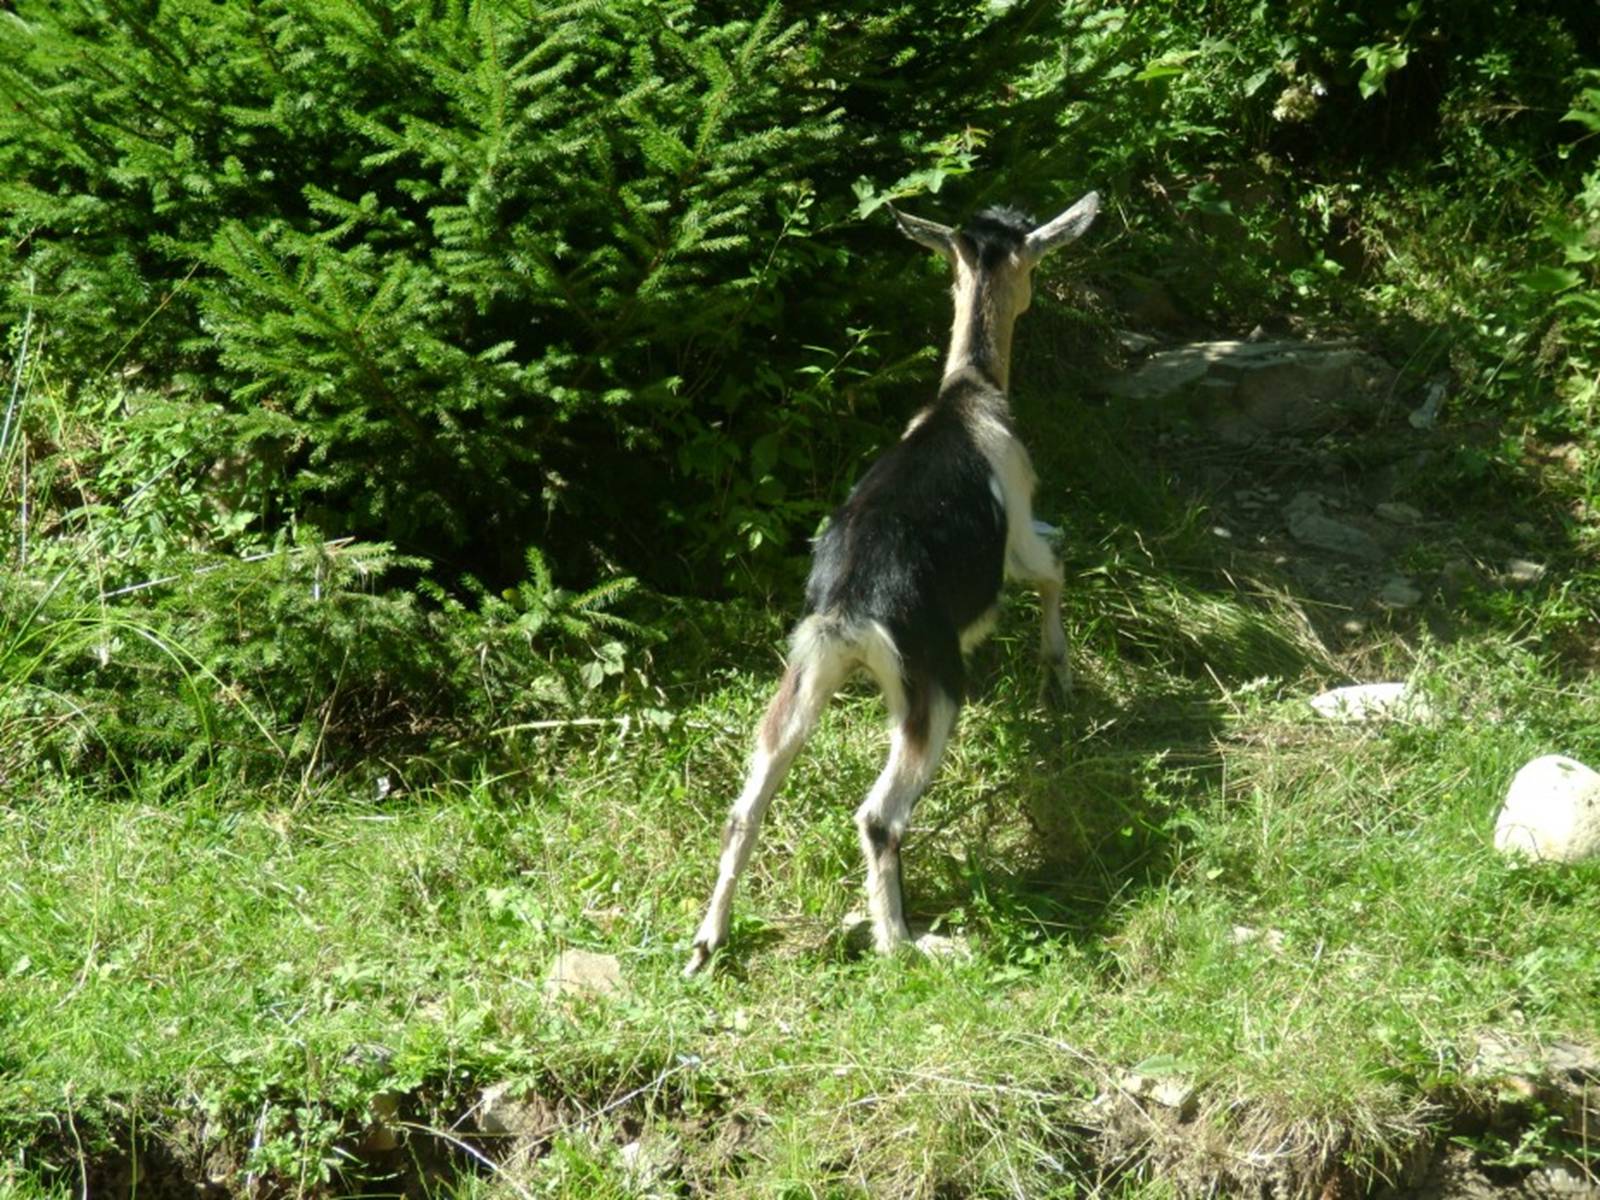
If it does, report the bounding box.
[1007,529,1072,701]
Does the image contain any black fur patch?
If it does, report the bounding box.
[864,818,897,858]
[961,205,1036,268]
[803,382,1006,705]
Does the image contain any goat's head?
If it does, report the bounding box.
[893,191,1100,322]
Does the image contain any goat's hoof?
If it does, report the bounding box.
[872,925,916,958]
[683,942,714,978]
[1037,662,1073,708]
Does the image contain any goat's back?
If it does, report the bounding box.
[804,398,1007,696]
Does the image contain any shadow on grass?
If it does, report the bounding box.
[903,672,1236,966]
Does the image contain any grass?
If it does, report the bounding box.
[3,587,1600,1196]
[4,297,1600,1199]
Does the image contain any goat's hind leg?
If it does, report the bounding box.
[855,681,959,956]
[684,657,839,976]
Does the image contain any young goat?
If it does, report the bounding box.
[683,192,1100,976]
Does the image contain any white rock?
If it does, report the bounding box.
[1307,682,1431,723]
[1494,755,1600,863]
[543,949,625,1000]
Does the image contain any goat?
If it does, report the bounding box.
[683,192,1101,977]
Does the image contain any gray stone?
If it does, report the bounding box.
[1408,374,1449,430]
[1375,501,1423,525]
[1230,925,1287,953]
[842,910,972,961]
[1101,340,1394,445]
[1377,576,1423,609]
[1284,492,1384,561]
[476,1082,559,1139]
[913,929,973,962]
[1494,755,1600,863]
[1504,558,1547,586]
[620,1134,681,1187]
[363,1091,403,1152]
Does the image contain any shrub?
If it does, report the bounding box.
[2,0,1086,593]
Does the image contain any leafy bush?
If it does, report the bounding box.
[1,0,1095,592]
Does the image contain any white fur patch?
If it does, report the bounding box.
[789,612,907,721]
[959,607,999,653]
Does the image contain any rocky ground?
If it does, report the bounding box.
[1097,335,1559,657]
[1092,334,1599,1199]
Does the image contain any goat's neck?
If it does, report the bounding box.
[942,271,1016,393]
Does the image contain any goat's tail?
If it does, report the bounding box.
[793,611,906,701]
[760,612,904,752]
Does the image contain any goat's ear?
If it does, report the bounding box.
[890,205,958,259]
[1023,191,1100,263]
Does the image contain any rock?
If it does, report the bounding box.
[1149,1079,1196,1113]
[1494,755,1600,863]
[1285,492,1384,561]
[1532,1163,1596,1195]
[1503,558,1547,586]
[842,911,973,961]
[1439,558,1479,602]
[1116,277,1187,329]
[1307,682,1432,723]
[362,1090,403,1153]
[1374,501,1423,525]
[1408,374,1448,430]
[1115,1071,1197,1118]
[1376,576,1423,609]
[1230,925,1287,953]
[476,1082,559,1140]
[913,929,973,962]
[1468,1030,1600,1180]
[543,949,625,1000]
[1101,340,1394,445]
[620,1134,681,1187]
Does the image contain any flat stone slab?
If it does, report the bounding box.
[1101,339,1394,444]
[1308,682,1432,723]
[543,949,625,1000]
